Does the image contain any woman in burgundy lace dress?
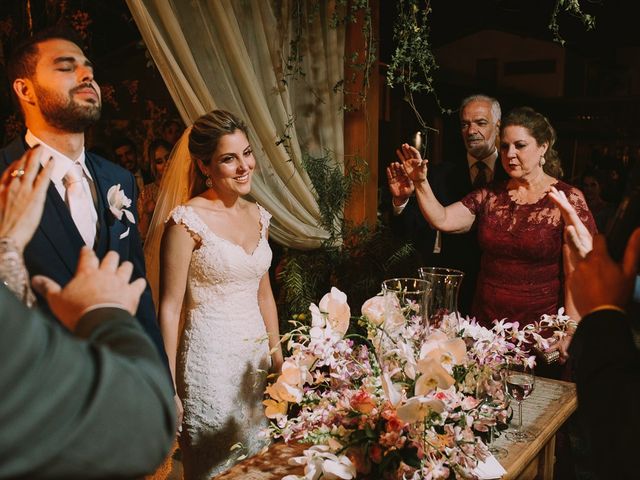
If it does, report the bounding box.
[390,107,596,327]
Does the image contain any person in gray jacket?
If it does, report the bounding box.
[0,146,175,478]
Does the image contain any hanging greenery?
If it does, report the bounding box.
[386,0,449,132]
[385,0,596,128]
[277,149,418,325]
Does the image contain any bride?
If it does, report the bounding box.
[145,110,283,479]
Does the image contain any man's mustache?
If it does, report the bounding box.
[70,83,99,95]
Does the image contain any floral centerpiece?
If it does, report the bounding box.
[264,287,573,480]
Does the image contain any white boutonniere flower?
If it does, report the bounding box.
[107,184,136,223]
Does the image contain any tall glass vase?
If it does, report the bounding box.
[376,278,431,372]
[418,267,464,331]
[380,277,430,334]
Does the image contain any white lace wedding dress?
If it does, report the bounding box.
[169,204,272,479]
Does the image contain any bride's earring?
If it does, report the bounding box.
[205,175,213,189]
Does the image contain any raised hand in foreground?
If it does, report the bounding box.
[548,186,593,258]
[569,229,640,316]
[32,248,147,331]
[0,145,53,250]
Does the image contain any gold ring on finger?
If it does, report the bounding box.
[10,168,25,178]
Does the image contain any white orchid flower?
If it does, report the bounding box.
[381,371,403,407]
[285,446,356,480]
[280,358,306,387]
[263,398,288,419]
[309,303,325,328]
[382,294,408,332]
[396,396,445,423]
[426,330,449,343]
[415,358,455,396]
[266,378,303,403]
[396,341,417,380]
[419,332,467,368]
[322,455,356,479]
[319,287,351,336]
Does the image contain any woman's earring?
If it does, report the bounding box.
[540,156,546,166]
[205,176,213,189]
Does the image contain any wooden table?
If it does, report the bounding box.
[492,377,576,480]
[216,377,576,480]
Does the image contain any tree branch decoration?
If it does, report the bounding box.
[549,0,596,46]
[386,0,449,132]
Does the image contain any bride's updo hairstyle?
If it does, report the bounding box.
[188,109,249,197]
[500,107,563,178]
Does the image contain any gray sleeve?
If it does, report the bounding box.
[0,286,175,479]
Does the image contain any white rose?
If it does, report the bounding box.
[318,287,350,336]
[361,295,385,325]
[107,184,135,223]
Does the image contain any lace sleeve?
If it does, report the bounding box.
[566,186,598,235]
[168,205,206,243]
[0,237,35,307]
[256,203,272,233]
[460,188,487,216]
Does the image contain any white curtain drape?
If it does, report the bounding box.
[126,0,345,249]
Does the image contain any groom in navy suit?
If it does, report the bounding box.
[0,28,167,365]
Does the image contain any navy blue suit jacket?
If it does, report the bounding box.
[0,137,168,367]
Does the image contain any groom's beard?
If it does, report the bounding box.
[34,81,101,133]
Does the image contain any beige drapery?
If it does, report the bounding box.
[126,0,345,249]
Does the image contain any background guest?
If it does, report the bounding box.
[113,136,149,190]
[581,170,616,233]
[162,118,185,147]
[0,147,175,479]
[137,138,171,243]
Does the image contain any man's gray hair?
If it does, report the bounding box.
[460,94,501,124]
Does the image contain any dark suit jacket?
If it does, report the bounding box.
[0,286,175,478]
[0,137,167,366]
[569,308,639,479]
[391,156,508,315]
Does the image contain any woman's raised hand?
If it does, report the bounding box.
[396,143,428,184]
[548,186,593,258]
[386,161,414,204]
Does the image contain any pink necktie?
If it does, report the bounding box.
[63,163,96,246]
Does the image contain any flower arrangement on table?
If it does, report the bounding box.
[264,287,574,480]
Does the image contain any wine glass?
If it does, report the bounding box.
[504,358,535,442]
[476,366,509,458]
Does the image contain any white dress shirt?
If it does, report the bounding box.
[467,149,499,184]
[25,130,99,245]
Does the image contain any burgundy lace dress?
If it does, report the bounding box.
[461,180,596,328]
